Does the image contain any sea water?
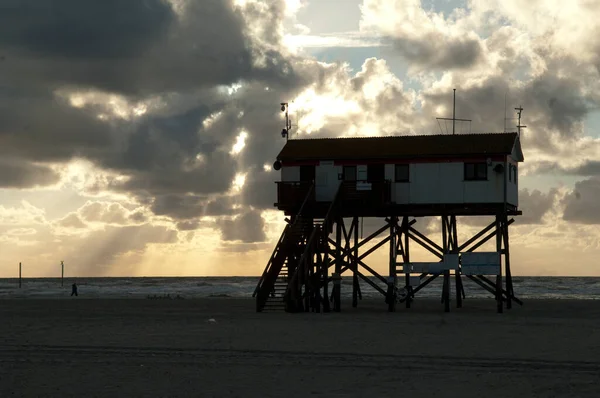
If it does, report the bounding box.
[0,276,598,300]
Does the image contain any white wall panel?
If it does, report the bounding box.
[281,166,299,182]
[410,163,440,204]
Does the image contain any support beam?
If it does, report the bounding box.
[334,218,342,312]
[402,273,439,299]
[352,217,359,308]
[502,214,514,309]
[495,215,504,314]
[407,232,444,259]
[322,227,331,313]
[276,212,522,315]
[387,217,397,312]
[441,215,450,313]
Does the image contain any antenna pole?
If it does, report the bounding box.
[504,90,508,133]
[515,106,526,136]
[452,88,456,135]
[436,88,470,134]
[280,102,291,141]
[285,107,289,142]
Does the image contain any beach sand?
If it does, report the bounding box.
[0,298,599,397]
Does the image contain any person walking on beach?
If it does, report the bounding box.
[71,282,78,297]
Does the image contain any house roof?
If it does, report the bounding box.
[277,132,522,161]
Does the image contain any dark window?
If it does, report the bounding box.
[343,165,357,181]
[299,165,315,182]
[464,162,487,181]
[513,165,518,183]
[508,165,512,182]
[395,164,409,182]
[367,164,385,182]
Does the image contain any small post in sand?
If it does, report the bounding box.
[19,262,22,288]
[61,261,64,286]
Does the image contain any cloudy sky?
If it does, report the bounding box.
[1,0,600,277]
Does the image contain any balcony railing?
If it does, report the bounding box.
[338,180,391,207]
[275,181,315,208]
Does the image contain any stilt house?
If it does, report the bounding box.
[254,132,524,313]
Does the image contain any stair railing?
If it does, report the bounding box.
[285,182,342,305]
[253,182,314,299]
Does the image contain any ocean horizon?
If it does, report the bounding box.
[0,276,598,300]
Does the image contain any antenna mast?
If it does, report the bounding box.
[280,102,292,141]
[436,88,471,135]
[515,106,526,137]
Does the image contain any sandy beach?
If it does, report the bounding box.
[0,298,599,397]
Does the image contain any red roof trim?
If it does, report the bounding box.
[283,155,506,167]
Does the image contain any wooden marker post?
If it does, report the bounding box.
[19,262,22,288]
[61,261,64,286]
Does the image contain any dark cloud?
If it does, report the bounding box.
[390,34,483,70]
[0,0,304,227]
[0,93,113,162]
[0,0,174,59]
[527,73,593,134]
[530,161,600,177]
[150,194,206,220]
[241,169,278,209]
[518,188,558,224]
[176,219,201,231]
[562,178,600,224]
[0,156,60,188]
[0,0,279,96]
[458,189,557,227]
[218,210,266,243]
[128,211,148,224]
[205,198,237,217]
[419,67,595,155]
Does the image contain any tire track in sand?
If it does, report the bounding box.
[0,344,598,374]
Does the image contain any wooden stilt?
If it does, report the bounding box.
[334,218,342,312]
[322,226,331,312]
[352,217,359,308]
[449,215,463,308]
[401,216,412,308]
[387,217,397,312]
[442,216,450,312]
[495,214,504,314]
[502,215,514,309]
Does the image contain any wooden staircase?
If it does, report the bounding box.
[254,185,314,312]
[261,262,288,311]
[255,182,342,313]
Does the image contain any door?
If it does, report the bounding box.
[316,162,340,201]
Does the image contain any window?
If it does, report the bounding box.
[395,164,409,182]
[357,165,368,181]
[508,164,518,184]
[367,164,385,182]
[464,162,487,181]
[343,165,357,181]
[299,165,315,182]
